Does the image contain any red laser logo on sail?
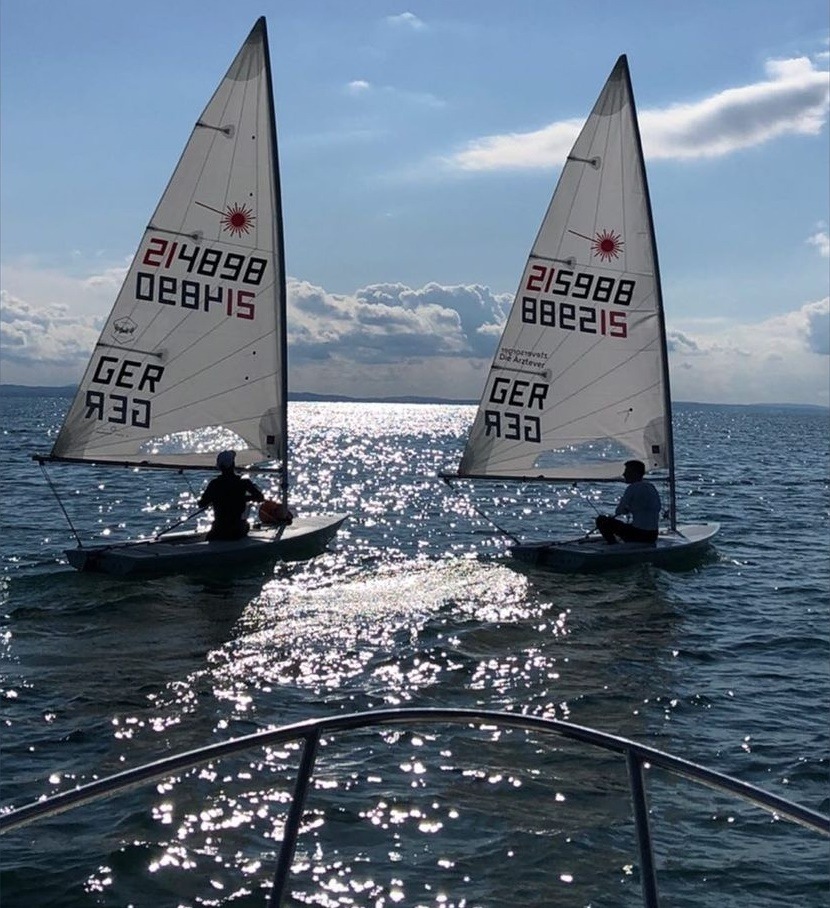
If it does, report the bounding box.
[194,200,256,237]
[567,227,625,262]
[221,203,256,237]
[591,229,623,262]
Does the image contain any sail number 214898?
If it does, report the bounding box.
[136,236,268,320]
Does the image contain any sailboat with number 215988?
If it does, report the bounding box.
[443,55,718,573]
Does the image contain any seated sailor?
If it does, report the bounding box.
[595,459,661,545]
[198,450,264,541]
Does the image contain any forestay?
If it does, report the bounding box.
[50,20,285,470]
[457,56,673,485]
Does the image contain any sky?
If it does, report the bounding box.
[1,0,828,405]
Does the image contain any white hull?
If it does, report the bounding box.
[511,523,719,573]
[65,514,347,577]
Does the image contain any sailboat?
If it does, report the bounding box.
[444,56,718,573]
[34,18,346,577]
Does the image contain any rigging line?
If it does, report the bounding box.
[491,363,548,379]
[148,315,278,398]
[543,378,663,438]
[144,376,277,423]
[39,462,83,548]
[96,343,164,358]
[571,482,602,515]
[145,226,202,241]
[181,471,200,499]
[531,353,660,430]
[155,507,205,540]
[441,477,521,544]
[126,284,277,384]
[550,327,656,402]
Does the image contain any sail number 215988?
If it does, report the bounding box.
[521,264,634,338]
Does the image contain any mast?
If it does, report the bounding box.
[621,56,677,530]
[259,17,290,510]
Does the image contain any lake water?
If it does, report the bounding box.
[1,396,828,907]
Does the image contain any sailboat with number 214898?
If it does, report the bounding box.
[35,18,346,577]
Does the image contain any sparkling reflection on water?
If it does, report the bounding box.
[0,400,828,907]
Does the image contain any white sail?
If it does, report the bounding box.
[458,55,673,483]
[50,18,284,469]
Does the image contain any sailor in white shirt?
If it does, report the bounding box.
[596,460,661,544]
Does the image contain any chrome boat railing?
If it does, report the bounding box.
[2,707,827,907]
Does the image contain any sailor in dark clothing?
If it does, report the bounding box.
[198,450,264,541]
[595,459,661,545]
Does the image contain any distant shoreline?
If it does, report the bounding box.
[0,384,827,411]
[0,384,478,405]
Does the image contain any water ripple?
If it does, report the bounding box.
[1,399,828,906]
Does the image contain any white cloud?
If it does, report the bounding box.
[807,228,830,258]
[447,55,829,171]
[345,79,445,109]
[2,268,826,405]
[642,57,829,161]
[287,278,508,365]
[346,79,371,95]
[83,262,131,291]
[1,258,130,316]
[804,299,830,355]
[0,290,102,384]
[0,258,125,384]
[669,298,830,405]
[449,119,584,172]
[385,12,426,31]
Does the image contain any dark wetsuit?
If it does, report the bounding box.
[198,471,264,541]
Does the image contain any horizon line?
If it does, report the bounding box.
[0,383,827,410]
